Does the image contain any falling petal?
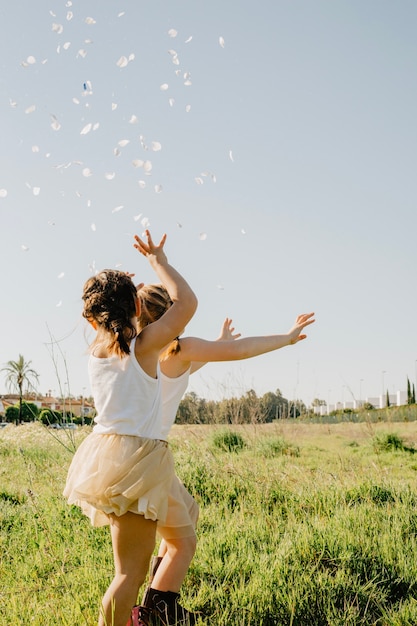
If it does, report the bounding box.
[85,17,96,24]
[51,118,61,131]
[151,141,162,152]
[184,79,192,86]
[168,49,177,57]
[195,177,204,185]
[72,97,80,104]
[87,200,92,207]
[56,300,62,307]
[27,55,36,64]
[9,99,17,108]
[199,233,207,241]
[143,161,152,173]
[63,41,71,50]
[185,36,193,43]
[129,114,138,124]
[172,56,180,66]
[83,168,92,177]
[52,23,64,34]
[80,122,92,135]
[58,272,65,279]
[114,148,121,157]
[93,122,100,131]
[118,11,125,17]
[241,228,246,235]
[112,205,124,213]
[25,104,36,114]
[0,189,8,198]
[138,180,146,189]
[219,36,225,48]
[21,61,29,68]
[66,11,73,20]
[141,217,150,228]
[118,139,130,147]
[185,104,191,112]
[33,187,40,196]
[77,49,87,58]
[229,150,234,162]
[169,98,175,107]
[84,38,93,44]
[160,83,169,91]
[111,102,118,111]
[217,285,224,290]
[133,213,143,221]
[21,244,29,251]
[91,223,96,231]
[177,222,182,228]
[154,184,162,193]
[128,53,135,61]
[32,145,40,153]
[105,172,115,180]
[116,56,129,68]
[168,29,178,38]
[132,159,144,168]
[175,69,181,76]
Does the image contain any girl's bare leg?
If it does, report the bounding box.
[151,534,196,593]
[99,512,156,626]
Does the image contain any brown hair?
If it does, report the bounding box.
[82,270,137,358]
[137,284,181,356]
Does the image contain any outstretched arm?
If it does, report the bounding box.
[190,318,242,374]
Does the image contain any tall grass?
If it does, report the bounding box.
[2,421,417,624]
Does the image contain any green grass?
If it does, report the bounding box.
[2,421,417,625]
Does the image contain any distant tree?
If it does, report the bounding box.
[413,384,416,405]
[5,406,19,423]
[386,390,390,408]
[1,355,39,424]
[407,378,412,405]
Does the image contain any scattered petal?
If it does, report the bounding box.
[128,53,135,61]
[50,116,61,131]
[118,11,125,17]
[141,217,150,228]
[92,122,100,131]
[176,222,182,228]
[80,122,92,135]
[151,141,162,152]
[154,184,162,193]
[241,228,246,235]
[77,49,87,58]
[114,148,121,157]
[160,83,169,91]
[138,180,146,189]
[185,36,193,43]
[52,23,64,34]
[217,285,224,290]
[185,104,191,113]
[63,41,71,50]
[219,36,225,48]
[58,272,65,279]
[111,102,118,110]
[133,213,142,221]
[199,233,207,241]
[32,145,40,153]
[21,244,30,251]
[33,187,41,196]
[105,172,115,180]
[27,55,36,64]
[184,79,192,86]
[85,16,96,25]
[169,98,175,107]
[83,168,92,177]
[143,161,152,173]
[72,97,80,104]
[9,99,17,108]
[91,223,96,231]
[56,300,62,307]
[132,159,144,168]
[195,177,204,185]
[229,150,234,162]
[168,28,178,38]
[118,139,130,147]
[116,55,129,68]
[112,205,124,213]
[66,11,73,20]
[0,189,8,198]
[25,104,36,114]
[129,114,138,124]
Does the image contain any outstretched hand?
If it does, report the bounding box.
[133,230,167,265]
[217,318,242,342]
[288,312,315,345]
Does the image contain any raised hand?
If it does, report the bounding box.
[217,318,241,342]
[288,312,315,345]
[133,230,168,266]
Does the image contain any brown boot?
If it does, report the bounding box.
[142,587,200,626]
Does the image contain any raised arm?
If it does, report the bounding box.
[133,230,197,356]
[189,318,241,374]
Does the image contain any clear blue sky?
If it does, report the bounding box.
[1,0,417,407]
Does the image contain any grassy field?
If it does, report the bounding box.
[2,419,417,625]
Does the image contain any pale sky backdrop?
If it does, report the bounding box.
[1,1,417,408]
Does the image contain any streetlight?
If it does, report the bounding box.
[381,371,386,407]
[359,379,364,408]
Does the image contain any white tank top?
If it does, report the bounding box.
[160,367,191,440]
[90,336,163,438]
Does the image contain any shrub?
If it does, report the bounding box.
[211,429,246,452]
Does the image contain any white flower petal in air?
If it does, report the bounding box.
[241,228,246,235]
[105,172,115,180]
[175,69,181,76]
[219,36,225,48]
[52,23,64,34]
[143,161,152,173]
[56,300,62,307]
[83,168,92,177]
[184,80,192,86]
[132,159,144,168]
[151,141,162,152]
[27,56,36,64]
[118,11,125,17]
[80,123,92,135]
[118,139,130,147]
[72,97,80,104]
[93,122,99,131]
[85,17,96,25]
[111,102,118,111]
[91,223,96,231]
[168,49,177,57]
[58,272,65,279]
[217,285,224,290]
[185,36,193,43]
[87,199,92,207]
[114,148,121,157]
[229,150,234,162]
[199,233,207,241]
[66,11,73,20]
[169,98,175,107]
[21,244,29,251]
[185,104,191,113]
[133,213,142,221]
[160,83,169,91]
[33,187,40,196]
[195,177,204,185]
[77,49,87,58]
[112,205,124,213]
[63,42,71,50]
[116,56,129,68]
[32,145,40,153]
[138,180,146,189]
[25,105,36,114]
[168,29,178,38]
[128,53,135,61]
[141,217,150,228]
[0,189,8,198]
[21,61,29,68]
[172,56,180,66]
[154,184,162,193]
[9,99,17,108]
[129,114,138,124]
[51,117,61,131]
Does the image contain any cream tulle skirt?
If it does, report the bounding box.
[63,432,174,527]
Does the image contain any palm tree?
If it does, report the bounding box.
[1,355,39,424]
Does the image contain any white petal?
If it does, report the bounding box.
[195,177,204,185]
[169,98,175,107]
[111,102,118,111]
[112,205,124,213]
[93,122,100,131]
[80,123,92,135]
[114,148,121,157]
[118,139,130,147]
[66,11,73,20]
[132,159,144,168]
[72,97,80,104]
[77,49,87,58]
[63,41,71,50]
[21,244,29,251]
[56,300,62,307]
[128,53,135,61]
[151,141,162,152]
[141,217,150,227]
[172,57,180,66]
[118,11,125,17]
[105,172,115,180]
[33,187,41,196]
[83,167,92,177]
[0,189,8,198]
[185,36,193,43]
[168,29,178,38]
[217,285,224,290]
[168,49,177,57]
[219,36,225,48]
[51,119,61,131]
[184,80,192,86]
[175,69,181,76]
[185,104,191,113]
[129,114,138,124]
[87,200,92,207]
[143,160,152,173]
[9,99,17,108]
[52,23,64,34]
[91,223,96,231]
[154,184,162,193]
[138,180,146,189]
[58,272,65,279]
[160,83,169,91]
[241,228,246,235]
[21,61,29,68]
[229,150,234,162]
[27,55,36,64]
[25,105,36,114]
[199,233,207,241]
[85,17,96,25]
[32,145,40,153]
[116,56,129,68]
